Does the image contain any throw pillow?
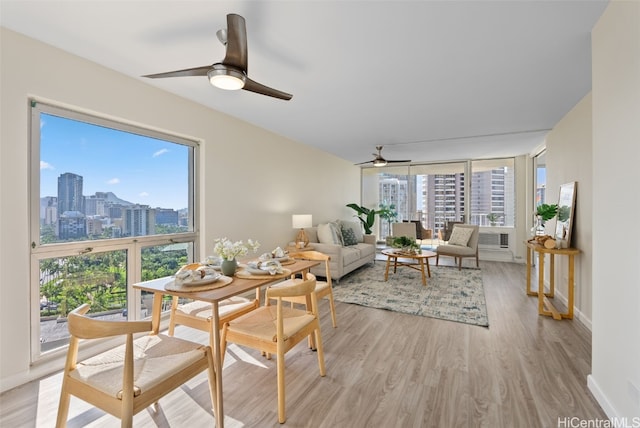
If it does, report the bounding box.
[340,220,363,243]
[317,222,343,245]
[448,226,474,247]
[341,224,359,246]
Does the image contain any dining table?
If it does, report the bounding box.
[133,258,320,428]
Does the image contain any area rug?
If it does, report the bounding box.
[333,263,489,327]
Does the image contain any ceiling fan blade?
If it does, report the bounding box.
[142,65,212,79]
[243,77,292,100]
[222,13,248,72]
[386,159,412,163]
[355,160,374,165]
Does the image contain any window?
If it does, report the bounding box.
[30,101,198,360]
[469,158,515,227]
[360,157,516,241]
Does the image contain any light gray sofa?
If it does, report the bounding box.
[289,224,376,281]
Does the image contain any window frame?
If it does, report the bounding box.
[29,99,200,363]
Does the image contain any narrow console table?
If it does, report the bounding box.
[525,240,580,320]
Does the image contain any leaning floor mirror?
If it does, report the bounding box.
[555,182,577,248]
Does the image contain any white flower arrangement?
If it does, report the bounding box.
[213,238,260,261]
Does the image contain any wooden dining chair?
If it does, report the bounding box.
[278,250,337,328]
[168,291,259,349]
[220,275,326,424]
[56,304,216,428]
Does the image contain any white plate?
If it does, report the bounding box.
[245,267,266,275]
[179,272,221,286]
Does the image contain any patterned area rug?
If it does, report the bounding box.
[333,263,489,327]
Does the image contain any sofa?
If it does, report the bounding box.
[289,220,376,281]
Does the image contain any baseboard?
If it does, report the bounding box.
[588,375,618,418]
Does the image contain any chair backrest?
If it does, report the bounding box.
[68,303,152,340]
[450,224,480,250]
[288,250,332,286]
[391,222,417,239]
[403,220,423,239]
[267,274,317,299]
[444,220,464,241]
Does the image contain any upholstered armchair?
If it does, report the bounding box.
[435,224,479,270]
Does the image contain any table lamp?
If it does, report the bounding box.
[292,214,312,248]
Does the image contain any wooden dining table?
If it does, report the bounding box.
[133,259,319,428]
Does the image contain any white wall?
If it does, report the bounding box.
[589,0,640,419]
[545,93,593,326]
[0,28,360,391]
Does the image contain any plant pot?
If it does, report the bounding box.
[220,259,238,276]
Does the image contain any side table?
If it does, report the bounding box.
[525,240,580,320]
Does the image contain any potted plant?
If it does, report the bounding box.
[346,203,380,235]
[377,202,398,237]
[486,213,502,226]
[391,235,420,254]
[532,203,558,236]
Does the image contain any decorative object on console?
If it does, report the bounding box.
[531,203,558,237]
[292,214,313,247]
[555,182,576,248]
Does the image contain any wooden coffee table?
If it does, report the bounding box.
[381,249,437,286]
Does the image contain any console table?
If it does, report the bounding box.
[525,240,580,320]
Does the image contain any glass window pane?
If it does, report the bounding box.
[39,250,127,353]
[470,158,515,227]
[39,113,192,245]
[140,243,192,318]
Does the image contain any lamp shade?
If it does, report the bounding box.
[292,214,313,229]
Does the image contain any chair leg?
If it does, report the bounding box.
[168,296,179,337]
[436,254,440,266]
[277,350,286,423]
[314,325,326,377]
[220,323,229,365]
[55,385,70,428]
[328,294,338,328]
[458,257,462,270]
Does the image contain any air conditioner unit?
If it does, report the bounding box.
[478,232,510,249]
[478,230,515,262]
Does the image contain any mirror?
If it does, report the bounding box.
[555,182,577,248]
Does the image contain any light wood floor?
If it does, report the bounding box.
[0,261,606,427]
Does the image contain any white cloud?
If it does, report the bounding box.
[139,192,149,198]
[40,161,54,170]
[107,178,120,185]
[153,149,169,157]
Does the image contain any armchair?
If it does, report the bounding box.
[436,224,480,270]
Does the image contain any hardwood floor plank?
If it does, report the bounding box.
[0,261,607,427]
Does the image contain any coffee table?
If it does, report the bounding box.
[381,249,437,286]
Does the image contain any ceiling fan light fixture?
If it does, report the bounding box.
[373,159,388,167]
[207,68,246,90]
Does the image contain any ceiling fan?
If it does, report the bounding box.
[356,146,411,167]
[142,13,292,101]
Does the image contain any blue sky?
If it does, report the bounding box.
[40,114,189,210]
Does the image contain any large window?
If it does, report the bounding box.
[30,101,198,360]
[361,158,515,241]
[469,158,515,227]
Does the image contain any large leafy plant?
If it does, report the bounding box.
[346,203,380,235]
[536,203,558,222]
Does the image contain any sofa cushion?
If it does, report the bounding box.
[317,222,343,245]
[353,242,375,258]
[341,225,359,246]
[342,246,361,266]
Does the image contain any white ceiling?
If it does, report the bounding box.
[0,1,608,165]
